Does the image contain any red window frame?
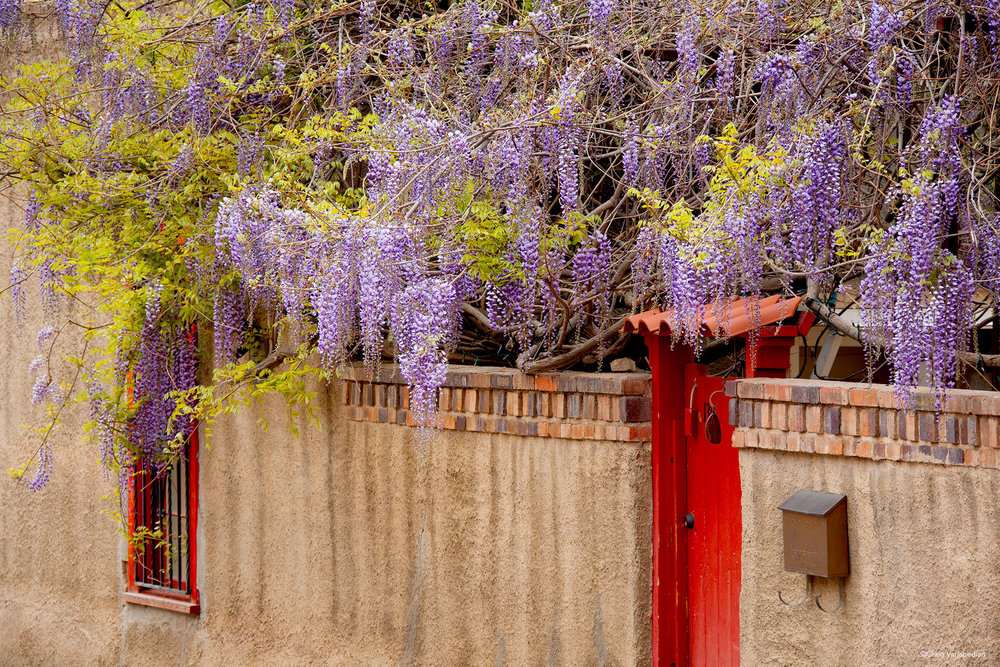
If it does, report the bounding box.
[123,425,200,614]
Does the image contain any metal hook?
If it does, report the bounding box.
[778,574,813,607]
[815,578,846,613]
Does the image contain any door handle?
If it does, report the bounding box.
[683,512,695,530]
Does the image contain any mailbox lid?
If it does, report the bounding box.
[778,489,846,516]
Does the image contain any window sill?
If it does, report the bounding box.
[123,591,200,615]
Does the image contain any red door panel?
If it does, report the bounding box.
[685,365,740,666]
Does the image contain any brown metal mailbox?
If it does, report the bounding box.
[778,490,849,578]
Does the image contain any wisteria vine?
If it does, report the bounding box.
[2,0,1000,493]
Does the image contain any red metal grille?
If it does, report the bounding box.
[126,431,199,612]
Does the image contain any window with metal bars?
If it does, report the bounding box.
[123,429,200,614]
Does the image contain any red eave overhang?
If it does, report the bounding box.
[621,295,814,339]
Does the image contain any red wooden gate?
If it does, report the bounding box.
[624,295,814,666]
[684,364,740,666]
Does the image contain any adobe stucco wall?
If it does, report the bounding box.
[122,386,652,665]
[732,379,1000,666]
[2,374,653,665]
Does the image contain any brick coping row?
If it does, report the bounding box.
[727,379,1000,469]
[340,364,653,443]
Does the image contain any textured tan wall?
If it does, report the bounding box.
[2,359,653,666]
[740,449,1000,666]
[115,386,652,665]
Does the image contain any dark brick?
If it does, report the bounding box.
[478,391,491,414]
[455,415,466,430]
[947,447,965,464]
[918,444,932,458]
[523,421,539,437]
[386,386,398,408]
[739,401,754,427]
[872,441,886,459]
[621,396,651,422]
[918,413,936,443]
[725,380,739,398]
[790,385,821,405]
[495,419,507,434]
[494,392,506,414]
[754,402,763,427]
[944,416,958,444]
[824,407,842,435]
[567,394,583,419]
[378,408,388,423]
[396,410,408,425]
[932,446,949,463]
[897,412,908,440]
[729,399,740,427]
[490,374,513,389]
[900,443,914,460]
[911,392,937,412]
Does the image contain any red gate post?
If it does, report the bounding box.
[646,334,692,667]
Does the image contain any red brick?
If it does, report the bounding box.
[764,383,792,402]
[857,439,873,458]
[799,434,816,453]
[819,385,849,406]
[758,431,775,450]
[541,393,552,418]
[552,393,566,419]
[744,430,760,448]
[571,424,585,439]
[739,382,765,400]
[849,387,879,407]
[440,414,457,430]
[463,390,477,413]
[438,388,451,412]
[629,426,651,441]
[828,438,844,456]
[537,422,550,438]
[468,373,491,389]
[841,407,858,436]
[582,394,597,420]
[805,406,822,434]
[979,449,998,468]
[981,418,1000,448]
[904,413,918,441]
[534,376,558,392]
[885,441,901,461]
[771,403,787,431]
[875,389,898,409]
[785,431,800,452]
[597,395,611,421]
[621,378,649,395]
[788,405,805,432]
[759,403,772,429]
[507,392,521,417]
[732,430,746,448]
[842,438,858,457]
[859,409,878,437]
